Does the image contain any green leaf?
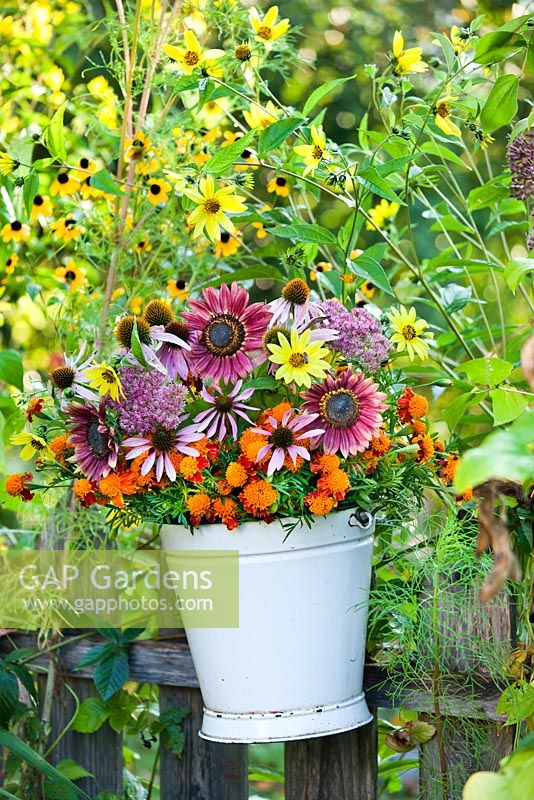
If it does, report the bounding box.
[248,765,285,783]
[496,681,534,725]
[73,697,110,733]
[490,388,528,426]
[55,760,94,781]
[0,669,19,726]
[432,32,457,71]
[373,154,419,178]
[90,169,124,197]
[303,75,354,116]
[473,31,526,65]
[0,730,91,799]
[258,117,303,154]
[356,166,403,204]
[468,182,509,212]
[23,172,40,217]
[0,349,24,390]
[106,690,138,733]
[158,707,190,757]
[480,75,518,133]
[93,654,129,701]
[346,253,394,296]
[130,319,149,369]
[504,258,534,293]
[271,223,337,244]
[420,141,466,168]
[45,105,67,162]
[76,642,116,669]
[442,392,480,432]
[204,129,255,176]
[461,357,513,386]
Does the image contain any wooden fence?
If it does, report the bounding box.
[0,632,514,800]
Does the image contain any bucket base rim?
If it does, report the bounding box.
[198,693,372,743]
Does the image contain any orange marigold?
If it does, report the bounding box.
[310,453,340,474]
[130,453,154,487]
[225,462,248,488]
[456,487,473,503]
[438,454,458,484]
[187,493,211,517]
[239,428,264,454]
[414,435,435,463]
[411,420,427,437]
[368,430,391,457]
[304,491,336,515]
[240,479,277,516]
[5,472,33,501]
[259,401,292,425]
[317,469,350,500]
[179,456,204,482]
[50,434,69,455]
[193,437,218,461]
[211,497,239,530]
[73,478,97,506]
[217,479,233,495]
[408,393,428,419]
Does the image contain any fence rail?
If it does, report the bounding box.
[0,632,512,800]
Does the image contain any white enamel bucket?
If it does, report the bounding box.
[160,507,374,743]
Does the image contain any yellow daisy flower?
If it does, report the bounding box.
[11,432,52,461]
[294,126,331,175]
[163,29,224,76]
[449,26,471,54]
[87,75,116,104]
[31,194,53,220]
[391,31,428,76]
[85,363,125,402]
[1,220,30,243]
[50,172,80,197]
[184,176,246,240]
[433,91,462,138]
[50,218,83,242]
[267,175,290,197]
[366,199,400,230]
[243,100,279,130]
[267,328,330,387]
[249,6,290,44]
[386,305,433,361]
[147,178,172,206]
[0,151,18,176]
[54,261,87,291]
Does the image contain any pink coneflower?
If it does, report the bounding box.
[155,320,193,380]
[253,409,324,475]
[268,278,323,327]
[194,380,257,439]
[182,282,272,382]
[67,401,119,481]
[123,420,200,482]
[302,368,387,457]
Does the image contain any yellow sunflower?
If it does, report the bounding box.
[433,91,462,138]
[391,31,428,76]
[294,126,331,175]
[267,328,330,387]
[163,29,224,76]
[386,305,433,361]
[249,6,290,44]
[366,199,400,231]
[184,176,246,240]
[11,432,52,461]
[243,100,279,130]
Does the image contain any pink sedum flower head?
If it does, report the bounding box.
[183,282,272,382]
[67,401,119,481]
[253,409,324,475]
[302,368,387,457]
[194,380,258,439]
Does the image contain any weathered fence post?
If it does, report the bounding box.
[284,711,377,800]
[159,685,248,800]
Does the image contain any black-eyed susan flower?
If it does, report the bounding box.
[252,203,271,238]
[5,253,19,275]
[134,239,153,254]
[391,31,428,76]
[215,230,241,257]
[184,176,246,240]
[267,175,290,197]
[359,280,376,299]
[433,90,462,138]
[50,172,80,197]
[0,151,19,176]
[73,156,97,182]
[386,305,434,361]
[54,260,87,291]
[1,220,30,243]
[85,363,125,402]
[147,178,172,206]
[310,261,332,281]
[124,131,151,162]
[167,278,189,301]
[163,29,224,76]
[235,146,259,171]
[366,199,400,230]
[50,218,83,242]
[243,101,279,130]
[31,194,53,221]
[294,125,331,175]
[249,6,290,44]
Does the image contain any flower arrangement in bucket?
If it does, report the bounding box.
[7,279,462,742]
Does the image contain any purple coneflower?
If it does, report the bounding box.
[194,380,257,439]
[67,401,119,481]
[49,346,99,405]
[253,409,324,475]
[123,420,200,482]
[302,368,387,457]
[182,282,272,382]
[156,320,193,380]
[268,278,323,327]
[115,314,189,376]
